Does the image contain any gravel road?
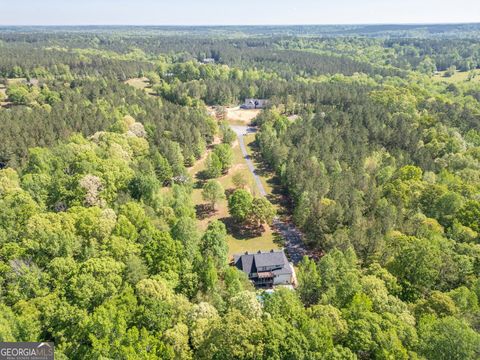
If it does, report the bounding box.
[230,125,267,197]
[230,124,308,264]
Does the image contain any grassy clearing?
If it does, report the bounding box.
[227,226,277,256]
[125,77,155,95]
[205,106,260,125]
[432,69,480,83]
[0,84,10,107]
[6,78,27,85]
[225,106,261,125]
[189,106,280,257]
[163,105,281,258]
[243,130,293,221]
[188,140,280,256]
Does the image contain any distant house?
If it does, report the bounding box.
[233,249,294,288]
[241,99,269,109]
[202,58,216,64]
[27,78,39,87]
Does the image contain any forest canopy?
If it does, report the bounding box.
[0,25,479,359]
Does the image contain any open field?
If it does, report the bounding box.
[125,77,155,94]
[432,69,480,83]
[1,78,43,108]
[155,103,278,257]
[206,106,261,125]
[6,78,27,85]
[229,117,307,264]
[226,106,261,125]
[0,84,10,108]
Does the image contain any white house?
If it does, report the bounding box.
[241,99,269,109]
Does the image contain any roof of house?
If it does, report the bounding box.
[255,250,287,268]
[245,98,268,103]
[234,252,256,274]
[272,265,293,276]
[234,250,291,275]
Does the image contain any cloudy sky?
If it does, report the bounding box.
[1,0,479,25]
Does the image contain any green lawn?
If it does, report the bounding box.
[227,230,278,257]
[432,69,480,83]
[187,135,279,257]
[163,107,281,258]
[6,78,27,85]
[125,77,155,95]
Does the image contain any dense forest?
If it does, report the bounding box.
[0,26,479,359]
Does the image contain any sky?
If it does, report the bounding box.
[0,0,479,26]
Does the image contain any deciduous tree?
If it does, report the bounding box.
[201,180,225,210]
[228,189,253,223]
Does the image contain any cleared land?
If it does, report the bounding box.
[244,133,275,196]
[226,106,261,125]
[189,136,278,257]
[206,106,261,125]
[188,105,280,257]
[6,78,27,85]
[234,126,308,264]
[156,103,281,257]
[432,69,480,83]
[125,77,155,94]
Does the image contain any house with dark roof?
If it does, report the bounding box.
[233,249,294,288]
[241,99,269,110]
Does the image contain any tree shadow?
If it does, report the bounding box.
[193,181,204,190]
[220,217,266,240]
[272,231,286,247]
[196,170,210,182]
[225,188,236,198]
[195,204,216,220]
[1,102,14,109]
[193,170,212,190]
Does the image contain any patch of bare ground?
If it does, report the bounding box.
[208,105,261,125]
[226,106,261,124]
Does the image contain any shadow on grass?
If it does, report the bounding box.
[272,231,286,247]
[193,170,211,190]
[193,180,205,190]
[225,188,236,198]
[195,204,216,220]
[196,170,210,181]
[220,217,267,240]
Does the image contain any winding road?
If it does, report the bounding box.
[230,125,308,264]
